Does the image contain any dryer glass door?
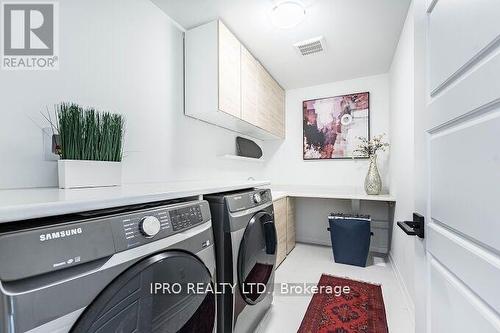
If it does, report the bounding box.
[237,211,277,304]
[71,251,215,333]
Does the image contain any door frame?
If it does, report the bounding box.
[413,0,430,331]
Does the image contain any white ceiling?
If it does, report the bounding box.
[152,0,411,89]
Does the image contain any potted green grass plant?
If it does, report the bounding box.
[50,103,125,189]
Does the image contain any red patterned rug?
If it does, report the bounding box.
[298,274,389,333]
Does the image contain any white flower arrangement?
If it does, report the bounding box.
[354,133,390,158]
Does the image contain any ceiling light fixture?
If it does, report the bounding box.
[271,0,306,29]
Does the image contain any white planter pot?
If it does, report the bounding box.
[58,160,122,189]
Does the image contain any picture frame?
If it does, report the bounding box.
[303,91,370,160]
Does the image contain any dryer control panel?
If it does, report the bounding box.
[224,189,272,213]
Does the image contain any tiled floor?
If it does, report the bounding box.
[256,243,415,333]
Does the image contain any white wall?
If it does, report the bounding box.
[265,74,390,189]
[388,2,416,311]
[0,0,265,189]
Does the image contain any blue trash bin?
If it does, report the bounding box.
[328,213,371,267]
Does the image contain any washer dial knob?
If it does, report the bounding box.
[139,216,161,238]
[253,193,262,204]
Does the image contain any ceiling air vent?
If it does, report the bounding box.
[293,36,326,56]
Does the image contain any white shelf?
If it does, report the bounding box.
[219,154,264,163]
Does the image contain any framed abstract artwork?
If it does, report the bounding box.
[303,92,370,160]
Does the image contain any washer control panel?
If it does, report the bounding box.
[112,200,211,252]
[0,200,211,281]
[169,205,204,231]
[139,216,162,237]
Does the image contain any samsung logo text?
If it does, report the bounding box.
[40,227,82,242]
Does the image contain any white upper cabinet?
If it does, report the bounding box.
[185,20,285,140]
[218,22,241,118]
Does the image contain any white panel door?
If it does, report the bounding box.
[414,0,500,332]
[428,0,500,94]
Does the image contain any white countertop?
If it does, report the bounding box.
[0,181,395,223]
[0,180,270,223]
[269,185,395,202]
[270,190,288,201]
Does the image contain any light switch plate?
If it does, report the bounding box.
[42,127,59,161]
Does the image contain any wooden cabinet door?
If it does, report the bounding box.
[241,45,284,138]
[273,197,287,266]
[272,80,285,138]
[255,62,285,138]
[218,21,241,118]
[286,197,296,254]
[256,63,274,134]
[266,79,285,138]
[241,46,259,125]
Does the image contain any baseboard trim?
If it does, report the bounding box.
[296,238,388,254]
[388,252,416,317]
[295,237,331,246]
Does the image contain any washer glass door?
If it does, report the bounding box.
[71,251,215,333]
[237,211,277,304]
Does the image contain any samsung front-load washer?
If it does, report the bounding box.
[206,188,277,333]
[0,199,216,333]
